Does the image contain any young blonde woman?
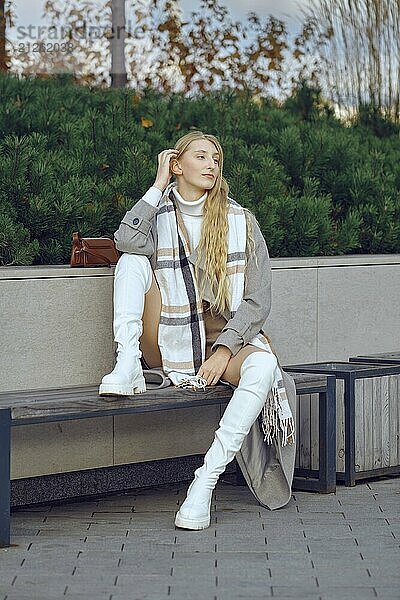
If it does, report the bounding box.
[99,131,296,531]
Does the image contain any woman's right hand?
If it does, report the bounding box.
[153,149,179,192]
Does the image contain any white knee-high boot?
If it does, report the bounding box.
[174,350,278,530]
[99,253,153,396]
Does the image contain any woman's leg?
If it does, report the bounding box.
[203,301,267,387]
[175,304,278,530]
[99,253,161,395]
[140,271,162,369]
[219,345,267,387]
[175,349,278,530]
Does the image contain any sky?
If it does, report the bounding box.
[181,0,303,28]
[10,0,304,36]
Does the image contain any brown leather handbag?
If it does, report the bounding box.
[70,231,121,267]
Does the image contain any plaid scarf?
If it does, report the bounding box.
[153,182,294,447]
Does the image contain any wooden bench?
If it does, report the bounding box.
[0,372,336,548]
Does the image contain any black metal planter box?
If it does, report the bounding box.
[283,361,400,486]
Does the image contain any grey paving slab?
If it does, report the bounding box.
[64,596,113,600]
[270,584,320,597]
[268,571,317,585]
[76,554,124,569]
[110,596,167,600]
[299,511,346,520]
[305,551,366,561]
[359,550,400,563]
[345,520,392,530]
[316,573,374,586]
[265,556,312,567]
[216,577,273,596]
[216,539,268,552]
[373,588,400,600]
[1,595,75,600]
[315,588,379,600]
[6,565,75,577]
[9,541,85,553]
[1,478,399,600]
[362,561,400,575]
[3,575,67,592]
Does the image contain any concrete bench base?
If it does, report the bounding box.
[10,456,236,508]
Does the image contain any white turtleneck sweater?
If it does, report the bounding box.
[142,185,213,302]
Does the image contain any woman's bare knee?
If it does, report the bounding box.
[221,346,268,388]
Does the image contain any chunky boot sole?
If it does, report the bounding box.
[174,510,210,530]
[98,376,146,396]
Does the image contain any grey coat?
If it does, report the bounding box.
[114,189,296,510]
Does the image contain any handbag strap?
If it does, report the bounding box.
[79,246,116,266]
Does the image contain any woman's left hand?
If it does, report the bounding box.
[197,346,232,386]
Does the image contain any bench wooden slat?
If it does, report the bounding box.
[0,375,331,424]
[0,374,331,426]
[0,389,100,408]
[0,384,100,401]
[2,385,234,423]
[0,373,329,408]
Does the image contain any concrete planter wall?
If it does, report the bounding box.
[1,254,399,393]
[1,254,399,480]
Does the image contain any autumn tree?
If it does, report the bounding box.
[0,0,14,72]
[11,0,308,99]
[125,0,293,97]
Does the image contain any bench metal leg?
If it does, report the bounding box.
[0,408,11,548]
[319,377,336,493]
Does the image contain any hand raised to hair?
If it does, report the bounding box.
[153,149,178,192]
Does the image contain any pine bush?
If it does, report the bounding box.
[0,72,399,266]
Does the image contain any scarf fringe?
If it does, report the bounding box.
[261,383,295,447]
[174,375,208,391]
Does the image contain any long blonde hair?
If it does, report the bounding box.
[172,131,257,316]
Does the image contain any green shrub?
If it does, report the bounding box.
[0,72,399,265]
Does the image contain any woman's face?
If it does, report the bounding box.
[172,139,220,192]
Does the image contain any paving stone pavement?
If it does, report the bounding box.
[1,475,399,600]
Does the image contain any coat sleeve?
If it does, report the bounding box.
[210,213,272,357]
[113,197,158,257]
